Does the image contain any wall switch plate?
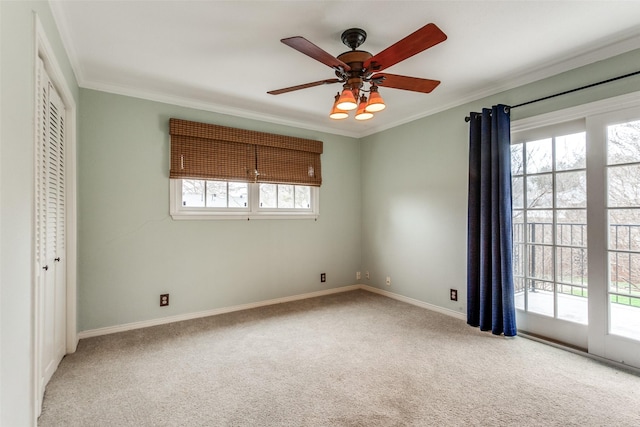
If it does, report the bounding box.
[386,276,391,286]
[450,289,458,301]
[356,271,361,280]
[160,293,169,307]
[321,273,326,282]
[365,271,370,280]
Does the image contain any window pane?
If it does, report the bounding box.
[259,184,277,208]
[228,182,248,208]
[513,210,524,243]
[512,176,523,209]
[608,164,640,207]
[609,210,640,252]
[556,209,587,247]
[556,171,586,208]
[557,247,587,285]
[513,243,525,277]
[556,132,586,171]
[294,185,311,209]
[558,284,588,324]
[528,244,554,281]
[527,174,553,208]
[610,299,640,341]
[527,210,553,244]
[526,138,552,173]
[277,185,294,208]
[511,143,524,175]
[206,181,228,207]
[182,179,205,207]
[607,119,640,165]
[527,280,554,317]
[514,277,525,310]
[609,252,640,294]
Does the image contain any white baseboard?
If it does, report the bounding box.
[78,285,360,339]
[360,285,467,321]
[78,284,466,339]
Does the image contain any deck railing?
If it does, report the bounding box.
[512,222,640,306]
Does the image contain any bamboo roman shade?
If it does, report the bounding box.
[169,118,323,186]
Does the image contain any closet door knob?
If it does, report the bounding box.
[54,257,60,262]
[43,265,49,271]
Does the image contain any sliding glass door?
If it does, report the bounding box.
[511,99,640,368]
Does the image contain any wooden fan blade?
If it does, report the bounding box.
[374,73,441,93]
[281,36,351,72]
[267,78,341,95]
[364,23,447,73]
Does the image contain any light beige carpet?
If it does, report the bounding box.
[39,290,640,426]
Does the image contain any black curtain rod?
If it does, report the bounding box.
[464,69,640,122]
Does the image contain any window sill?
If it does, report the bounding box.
[170,211,319,221]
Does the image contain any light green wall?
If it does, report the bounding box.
[78,90,361,331]
[0,1,79,425]
[360,48,640,314]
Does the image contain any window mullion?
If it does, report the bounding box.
[551,136,559,319]
[522,141,530,312]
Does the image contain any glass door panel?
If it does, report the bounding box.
[512,128,588,347]
[606,119,640,341]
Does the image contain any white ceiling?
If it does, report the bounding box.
[49,1,640,138]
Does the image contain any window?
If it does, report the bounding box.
[168,118,322,220]
[171,179,318,219]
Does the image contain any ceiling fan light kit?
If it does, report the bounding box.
[268,23,447,122]
[354,95,374,121]
[329,93,350,120]
[336,86,358,110]
[365,86,386,113]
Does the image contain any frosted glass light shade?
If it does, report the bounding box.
[329,93,349,119]
[336,88,357,110]
[354,95,373,121]
[329,106,349,119]
[365,90,386,112]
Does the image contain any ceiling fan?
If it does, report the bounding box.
[267,23,447,120]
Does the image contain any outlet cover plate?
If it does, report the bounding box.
[160,293,169,307]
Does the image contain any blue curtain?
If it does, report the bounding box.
[466,105,516,336]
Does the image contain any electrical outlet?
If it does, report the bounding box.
[386,276,391,286]
[356,271,361,280]
[365,271,370,280]
[321,273,326,283]
[160,293,169,307]
[450,289,458,301]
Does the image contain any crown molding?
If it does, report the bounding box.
[48,0,640,139]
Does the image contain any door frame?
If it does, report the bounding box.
[33,15,77,417]
[512,90,640,367]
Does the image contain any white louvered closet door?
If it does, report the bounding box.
[36,58,66,400]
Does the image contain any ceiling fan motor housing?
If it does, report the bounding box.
[336,50,373,92]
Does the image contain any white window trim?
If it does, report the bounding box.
[169,179,319,220]
[511,91,640,133]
